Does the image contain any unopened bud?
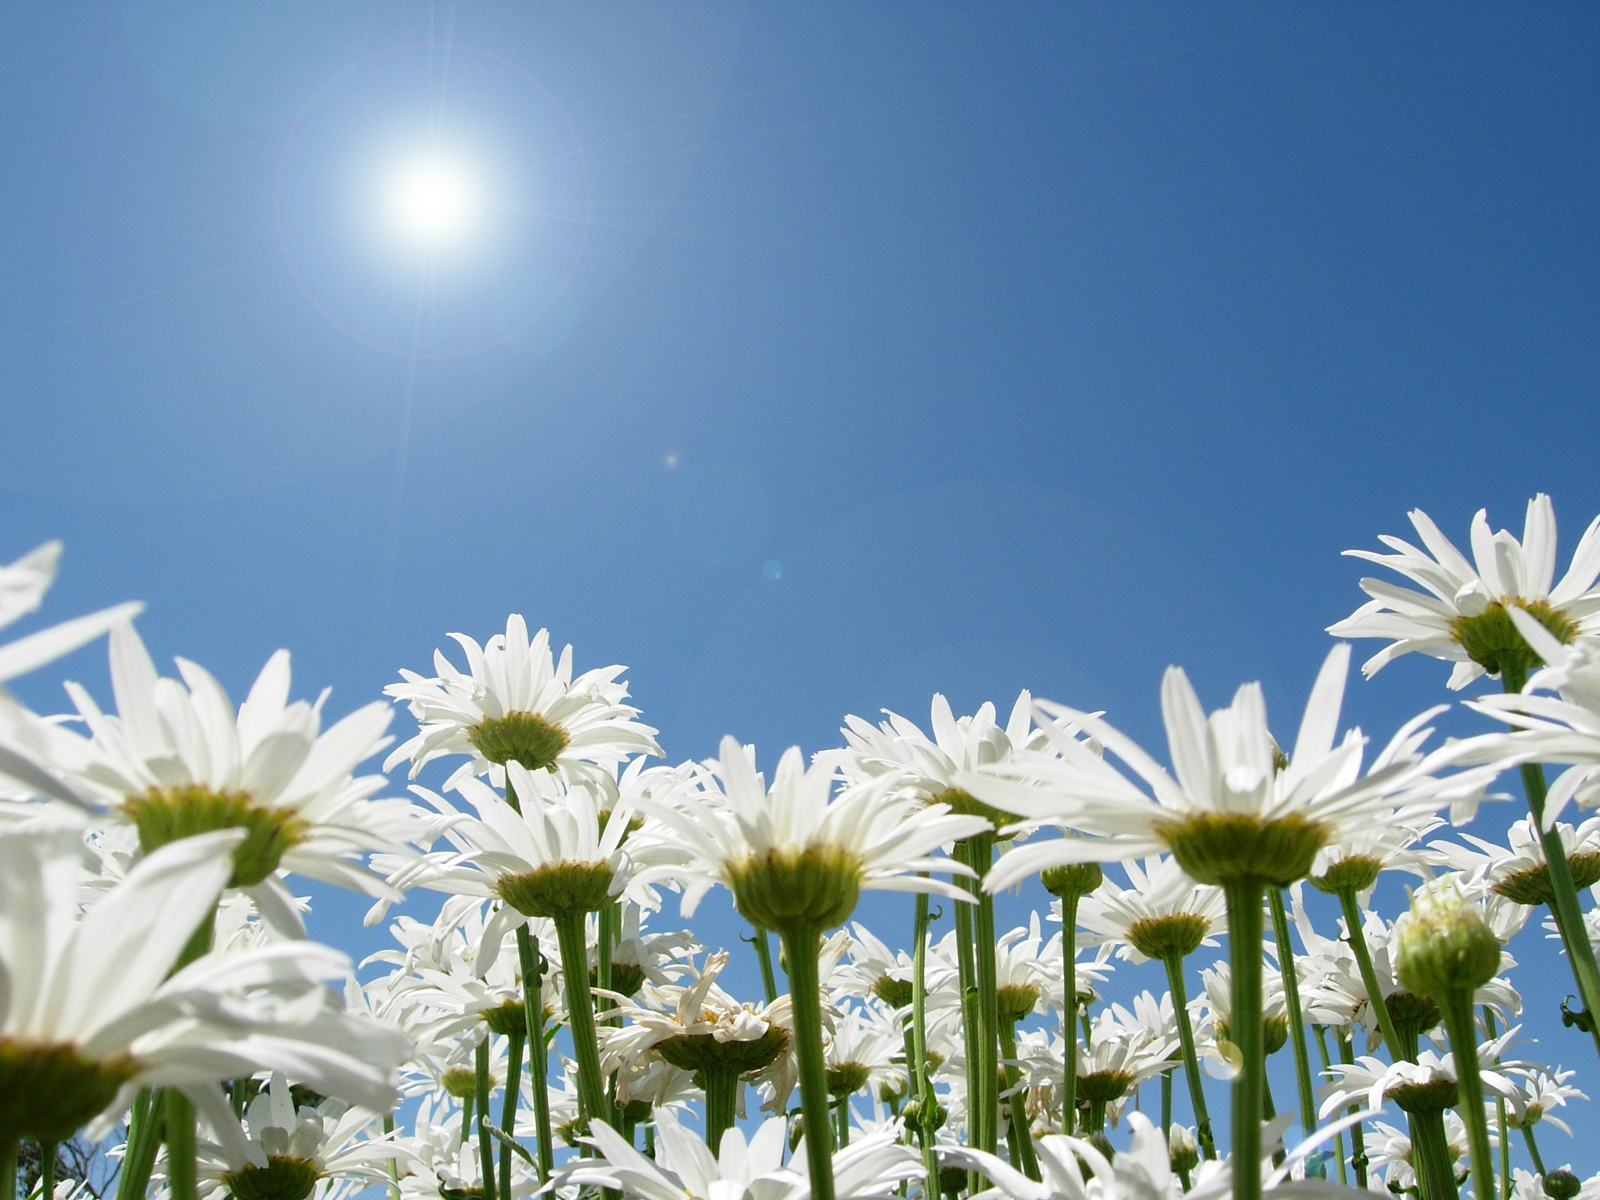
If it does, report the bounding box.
[1544,1170,1581,1200]
[1394,880,1500,998]
[1168,1124,1199,1173]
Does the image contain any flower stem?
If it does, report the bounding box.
[553,908,614,1130]
[1162,951,1216,1161]
[1268,890,1317,1146]
[499,1027,525,1200]
[1520,1125,1547,1178]
[1335,888,1406,1059]
[115,1089,164,1200]
[910,889,940,1200]
[517,927,554,1182]
[1224,881,1266,1200]
[1312,1026,1348,1187]
[383,1114,401,1200]
[597,904,617,1001]
[476,1036,498,1200]
[835,1095,851,1147]
[1161,1068,1172,1143]
[999,1016,1041,1182]
[0,1139,14,1200]
[1411,1107,1461,1200]
[958,833,1001,1155]
[752,926,780,1005]
[1333,1028,1367,1189]
[40,1142,55,1200]
[1500,667,1600,1063]
[951,846,983,1158]
[703,1063,741,1150]
[780,923,836,1200]
[1059,893,1081,1136]
[165,1091,198,1200]
[1482,1007,1511,1200]
[460,1090,475,1151]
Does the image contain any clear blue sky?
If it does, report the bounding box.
[4,1,1599,1169]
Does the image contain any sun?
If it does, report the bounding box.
[386,154,480,247]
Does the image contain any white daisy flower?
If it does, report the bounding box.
[384,615,660,788]
[1318,1026,1526,1121]
[1327,495,1600,689]
[964,644,1498,891]
[1076,856,1227,966]
[1426,814,1600,908]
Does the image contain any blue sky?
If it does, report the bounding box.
[4,1,1599,1167]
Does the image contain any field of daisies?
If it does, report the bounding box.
[2,494,1600,1200]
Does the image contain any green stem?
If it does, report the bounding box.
[499,1027,525,1200]
[1483,1007,1511,1200]
[1500,668,1600,1063]
[1312,1026,1348,1187]
[114,1090,161,1200]
[1224,881,1266,1200]
[0,1140,14,1200]
[460,1090,475,1152]
[553,908,613,1130]
[780,924,836,1200]
[1268,890,1318,1143]
[835,1095,851,1147]
[383,1114,401,1200]
[752,927,779,1006]
[1412,1108,1460,1200]
[957,834,1001,1155]
[1060,893,1081,1135]
[1336,888,1406,1059]
[1335,1028,1368,1190]
[951,852,982,1164]
[516,927,554,1182]
[165,1091,198,1200]
[910,890,940,1200]
[1438,994,1493,1200]
[1161,1069,1172,1143]
[476,1037,498,1200]
[999,1017,1041,1181]
[1520,1126,1547,1178]
[702,1064,741,1151]
[39,1143,55,1200]
[1162,952,1217,1161]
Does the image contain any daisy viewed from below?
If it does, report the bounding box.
[1327,495,1600,689]
[384,615,661,787]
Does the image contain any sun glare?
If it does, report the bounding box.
[387,154,480,247]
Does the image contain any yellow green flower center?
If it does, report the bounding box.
[996,982,1042,1024]
[871,976,915,1009]
[1388,1078,1459,1114]
[1126,913,1211,961]
[1157,812,1331,887]
[1310,854,1384,896]
[929,788,1013,834]
[728,845,864,933]
[1076,1069,1136,1106]
[440,1068,478,1100]
[825,1062,872,1097]
[469,712,570,770]
[481,999,527,1038]
[1494,852,1600,908]
[1450,598,1579,681]
[495,862,616,918]
[656,1026,790,1076]
[121,786,307,889]
[222,1157,323,1200]
[0,1040,141,1144]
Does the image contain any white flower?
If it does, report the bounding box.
[1426,814,1600,907]
[384,615,660,787]
[943,1111,1182,1200]
[13,624,419,922]
[1076,856,1226,965]
[966,645,1495,890]
[1319,1026,1526,1120]
[0,827,411,1145]
[1327,496,1600,688]
[1503,1060,1586,1134]
[638,736,990,926]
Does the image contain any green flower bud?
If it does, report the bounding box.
[1394,881,1501,998]
[1168,1124,1199,1173]
[1544,1169,1581,1200]
[1041,861,1103,899]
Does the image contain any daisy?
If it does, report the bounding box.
[384,615,660,788]
[1327,495,1600,689]
[1319,1026,1526,1120]
[11,623,422,919]
[1426,815,1600,908]
[941,1111,1183,1200]
[1076,856,1226,966]
[0,826,410,1147]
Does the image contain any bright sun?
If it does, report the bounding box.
[387,155,480,247]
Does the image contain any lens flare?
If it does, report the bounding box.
[387,155,479,247]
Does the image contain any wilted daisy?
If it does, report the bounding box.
[384,615,660,787]
[1327,495,1600,689]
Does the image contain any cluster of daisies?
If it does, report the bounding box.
[5,496,1600,1200]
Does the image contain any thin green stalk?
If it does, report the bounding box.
[476,1037,498,1200]
[1412,1108,1460,1200]
[999,1016,1041,1181]
[383,1114,401,1200]
[1500,667,1600,1063]
[460,1090,475,1152]
[0,1139,15,1200]
[951,856,982,1159]
[1336,888,1406,1059]
[1161,1069,1172,1143]
[499,1027,525,1200]
[1312,1026,1348,1187]
[702,1064,741,1150]
[516,928,554,1182]
[1268,890,1318,1144]
[166,1092,198,1200]
[1161,952,1217,1160]
[1483,1007,1511,1200]
[1335,1028,1368,1190]
[1224,881,1266,1200]
[835,1095,850,1147]
[781,924,836,1200]
[1060,893,1081,1135]
[115,1090,161,1200]
[39,1143,55,1200]
[971,835,1001,1157]
[910,890,940,1200]
[1438,994,1494,1200]
[1520,1126,1547,1178]
[553,908,613,1129]
[751,927,779,1005]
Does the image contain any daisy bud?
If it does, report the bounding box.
[1544,1169,1581,1200]
[1168,1124,1199,1173]
[1394,880,1500,999]
[1041,861,1103,899]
